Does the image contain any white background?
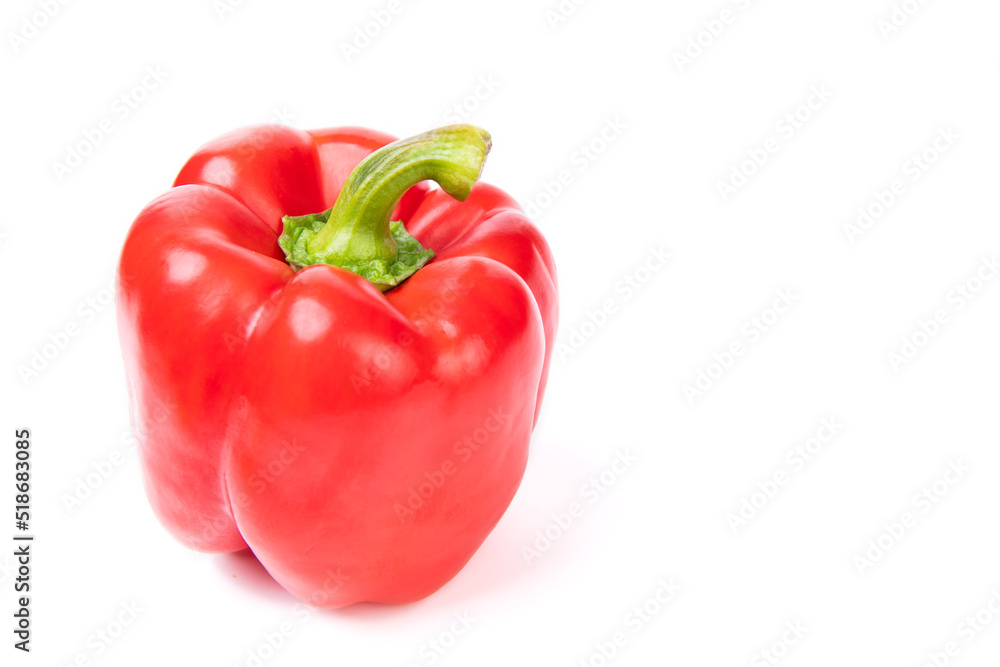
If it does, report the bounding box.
[2,0,1000,665]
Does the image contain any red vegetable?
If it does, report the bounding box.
[116,124,557,607]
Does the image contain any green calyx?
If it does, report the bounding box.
[281,212,435,287]
[278,124,492,292]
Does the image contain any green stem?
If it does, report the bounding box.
[278,124,492,291]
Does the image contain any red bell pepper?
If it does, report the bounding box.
[116,124,557,607]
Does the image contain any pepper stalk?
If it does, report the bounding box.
[279,124,492,291]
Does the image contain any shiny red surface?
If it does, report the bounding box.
[116,126,557,607]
